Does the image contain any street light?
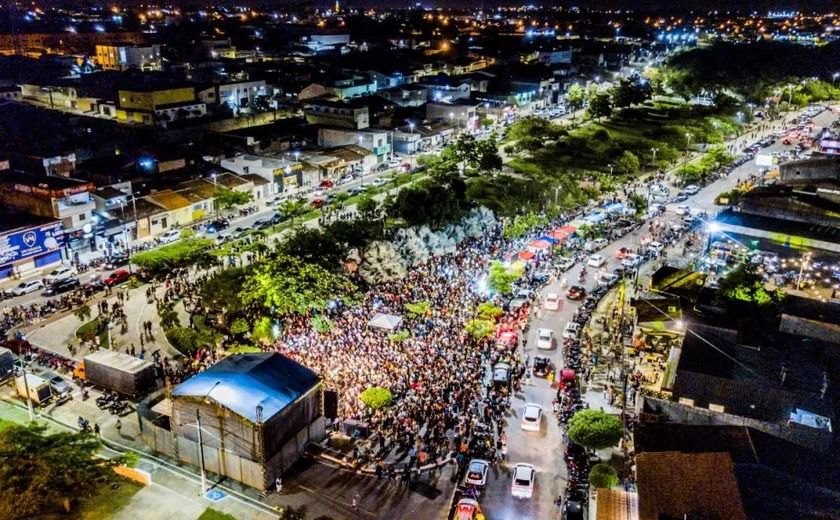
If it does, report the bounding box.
[408,121,416,168]
[650,147,659,167]
[210,173,218,216]
[833,72,839,86]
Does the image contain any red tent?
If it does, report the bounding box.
[527,239,552,253]
[518,251,535,261]
[549,225,576,242]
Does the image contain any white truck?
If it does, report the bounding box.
[15,373,52,406]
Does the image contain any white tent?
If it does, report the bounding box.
[369,313,403,330]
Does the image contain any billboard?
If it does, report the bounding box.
[0,222,65,267]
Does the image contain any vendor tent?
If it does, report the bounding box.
[517,250,536,261]
[549,225,576,242]
[527,239,552,253]
[369,313,404,330]
[538,235,559,244]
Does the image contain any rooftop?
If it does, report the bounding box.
[172,353,319,423]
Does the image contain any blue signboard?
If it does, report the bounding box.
[0,222,65,267]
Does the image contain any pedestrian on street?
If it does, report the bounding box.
[352,494,360,510]
[115,419,122,434]
[94,423,100,437]
[275,476,282,493]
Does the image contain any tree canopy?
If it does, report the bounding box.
[132,237,215,275]
[567,409,623,450]
[278,227,347,271]
[214,187,252,210]
[588,463,620,489]
[0,423,121,519]
[487,260,524,295]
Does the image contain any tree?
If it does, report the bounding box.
[241,254,357,316]
[587,92,613,121]
[614,150,641,176]
[717,262,784,306]
[487,260,524,295]
[566,83,585,118]
[278,228,347,271]
[0,423,122,518]
[251,316,275,344]
[356,195,380,219]
[389,330,411,342]
[387,178,467,228]
[465,318,496,340]
[279,198,308,225]
[567,409,623,450]
[476,301,503,321]
[200,268,248,319]
[214,187,252,211]
[359,387,393,409]
[475,137,503,173]
[74,303,92,323]
[132,238,214,276]
[589,463,620,489]
[405,300,432,318]
[611,77,651,109]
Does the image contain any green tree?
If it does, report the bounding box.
[241,254,357,316]
[132,238,214,276]
[465,318,496,340]
[611,77,651,109]
[405,300,432,318]
[389,330,411,342]
[229,318,250,336]
[587,92,613,121]
[200,268,248,319]
[566,83,586,118]
[476,301,503,321]
[278,228,347,271]
[74,303,92,322]
[356,195,380,219]
[507,116,557,142]
[589,463,620,489]
[251,316,275,344]
[567,409,623,450]
[279,197,308,225]
[487,260,524,295]
[614,150,641,176]
[475,137,503,173]
[214,187,252,211]
[359,387,393,409]
[311,315,333,334]
[717,262,784,306]
[0,423,122,518]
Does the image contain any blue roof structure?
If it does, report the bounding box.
[172,353,319,423]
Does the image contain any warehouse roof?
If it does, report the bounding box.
[172,353,319,422]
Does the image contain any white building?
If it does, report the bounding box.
[95,44,163,71]
[318,128,392,163]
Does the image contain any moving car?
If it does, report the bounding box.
[464,459,490,487]
[45,266,76,284]
[10,280,44,296]
[676,205,691,216]
[371,177,388,187]
[310,198,327,208]
[684,184,700,195]
[615,247,631,259]
[104,253,129,269]
[104,269,131,287]
[587,254,606,268]
[536,328,554,350]
[597,272,620,287]
[555,257,575,271]
[647,241,664,255]
[521,404,543,432]
[318,179,335,189]
[45,277,81,296]
[42,371,72,398]
[566,285,586,300]
[511,463,536,499]
[621,254,642,268]
[544,293,561,310]
[455,498,482,520]
[533,356,551,377]
[159,229,181,244]
[562,321,580,340]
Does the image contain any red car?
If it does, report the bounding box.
[566,285,586,300]
[310,198,327,209]
[104,269,130,287]
[318,179,334,189]
[615,247,631,259]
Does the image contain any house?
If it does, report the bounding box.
[0,216,66,280]
[165,353,324,490]
[377,85,428,107]
[299,75,377,101]
[417,75,472,102]
[392,121,454,155]
[317,127,392,164]
[303,99,370,129]
[116,80,205,126]
[95,44,163,71]
[141,190,193,236]
[221,154,302,194]
[426,100,479,131]
[198,80,268,115]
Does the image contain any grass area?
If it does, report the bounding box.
[74,480,144,520]
[197,508,238,520]
[226,344,263,354]
[75,318,110,350]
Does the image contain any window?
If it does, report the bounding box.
[78,214,86,221]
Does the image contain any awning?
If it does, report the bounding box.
[537,235,558,244]
[518,251,535,261]
[369,313,403,330]
[528,239,551,251]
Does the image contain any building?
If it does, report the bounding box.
[221,154,300,193]
[318,127,392,164]
[0,217,65,280]
[198,80,268,115]
[116,82,205,126]
[95,44,163,72]
[417,75,472,102]
[426,101,479,131]
[377,85,428,107]
[303,99,370,129]
[299,76,377,101]
[166,353,324,490]
[141,190,193,235]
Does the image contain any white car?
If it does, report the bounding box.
[159,229,181,244]
[536,328,554,350]
[45,266,76,284]
[648,241,664,255]
[592,238,609,249]
[544,293,560,311]
[371,177,388,187]
[521,404,543,432]
[562,321,580,340]
[676,205,691,216]
[555,257,575,271]
[598,272,620,287]
[10,279,44,296]
[511,463,536,499]
[621,254,642,268]
[587,254,606,268]
[464,459,490,487]
[684,184,700,195]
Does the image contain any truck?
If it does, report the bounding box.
[15,373,52,406]
[81,350,158,397]
[0,347,13,380]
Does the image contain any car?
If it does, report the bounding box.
[533,355,552,377]
[44,276,81,295]
[253,217,271,229]
[10,280,44,296]
[587,254,606,268]
[104,269,130,287]
[492,362,512,389]
[615,247,631,259]
[104,253,129,269]
[562,321,580,340]
[592,237,609,249]
[521,404,543,432]
[42,370,72,397]
[508,298,528,311]
[347,186,367,196]
[684,184,700,195]
[45,266,76,284]
[648,241,664,255]
[555,257,575,271]
[204,219,229,234]
[310,198,327,208]
[531,270,551,283]
[511,463,536,499]
[159,229,181,244]
[269,212,283,225]
[268,195,288,206]
[230,226,248,239]
[597,272,620,287]
[621,254,642,268]
[516,288,534,300]
[543,293,561,310]
[464,459,490,487]
[371,177,388,187]
[563,496,585,520]
[566,285,586,300]
[536,328,554,349]
[671,193,688,203]
[675,205,691,216]
[318,179,335,189]
[336,175,354,185]
[455,498,482,520]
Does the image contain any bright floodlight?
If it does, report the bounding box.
[707,222,721,233]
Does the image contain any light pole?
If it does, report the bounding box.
[608,163,614,176]
[833,72,839,86]
[796,252,812,291]
[196,381,221,495]
[683,132,693,175]
[650,147,659,167]
[106,320,114,350]
[408,121,416,169]
[20,360,35,421]
[553,186,561,206]
[210,173,218,217]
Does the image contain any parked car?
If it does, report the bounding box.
[533,356,551,377]
[45,266,76,284]
[592,238,609,249]
[536,328,554,350]
[597,272,620,287]
[42,370,72,397]
[521,404,543,432]
[104,269,131,287]
[511,463,536,499]
[562,321,580,340]
[566,285,586,300]
[455,499,482,520]
[10,280,44,296]
[371,177,388,187]
[544,293,561,310]
[464,459,490,487]
[684,184,700,195]
[104,253,129,269]
[44,276,81,296]
[159,229,181,244]
[615,247,631,259]
[253,217,271,229]
[621,254,642,268]
[310,198,327,209]
[318,179,335,189]
[647,241,664,255]
[587,254,606,268]
[204,218,229,234]
[555,257,575,271]
[675,205,691,216]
